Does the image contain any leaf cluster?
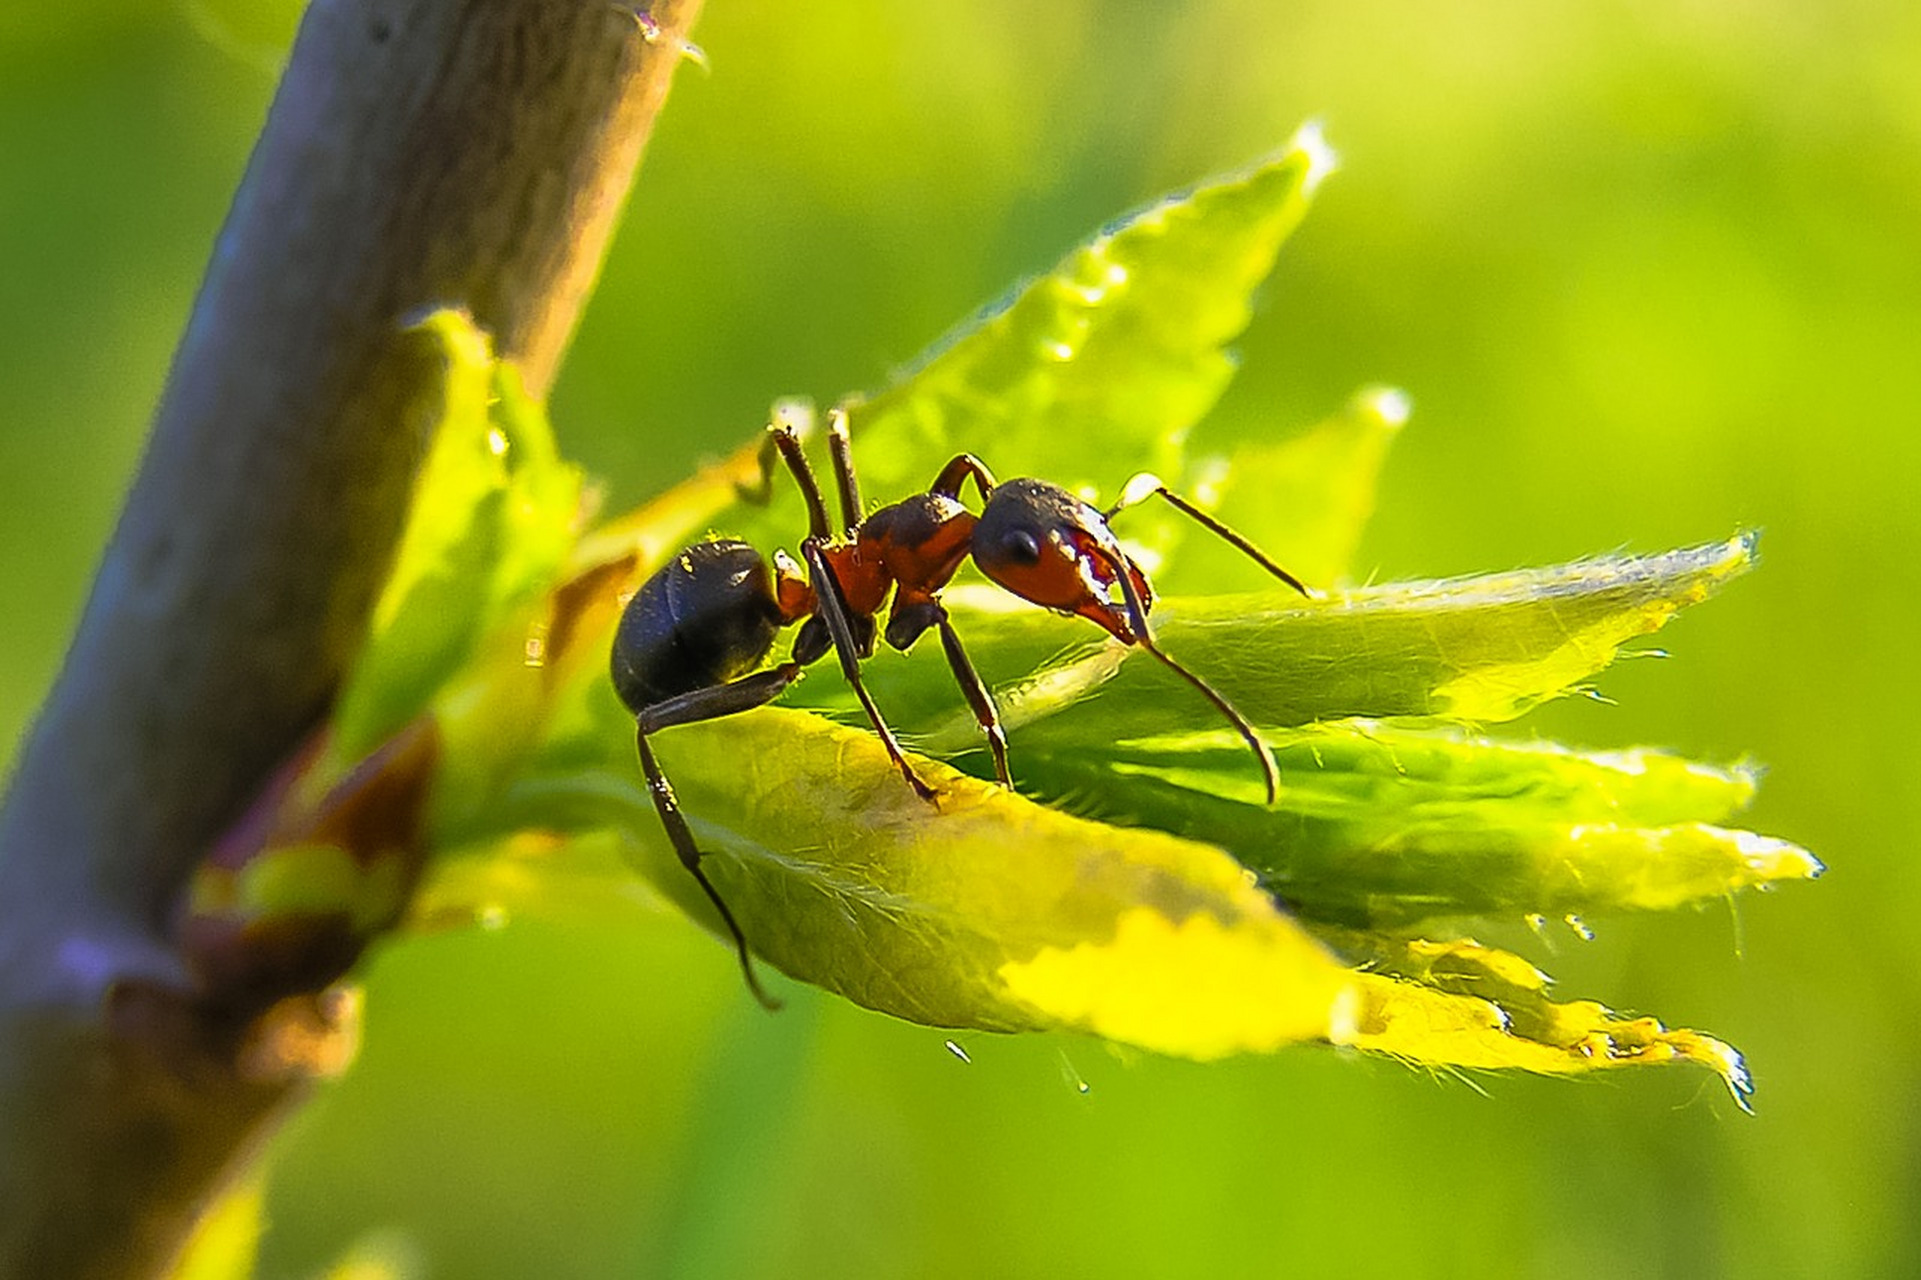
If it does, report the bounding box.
[306,127,1814,1105]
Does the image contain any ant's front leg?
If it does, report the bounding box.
[930,453,998,504]
[886,597,1011,788]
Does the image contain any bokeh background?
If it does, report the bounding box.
[4,1,1917,1275]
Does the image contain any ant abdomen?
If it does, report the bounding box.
[612,540,784,713]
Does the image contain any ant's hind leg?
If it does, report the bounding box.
[635,728,782,1010]
[735,401,812,506]
[631,662,805,1012]
[735,402,836,542]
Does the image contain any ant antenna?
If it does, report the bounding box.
[1108,562,1282,805]
[1107,473,1318,598]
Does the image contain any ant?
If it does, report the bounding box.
[610,406,1311,1007]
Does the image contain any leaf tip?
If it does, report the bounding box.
[1732,828,1825,883]
[1354,384,1412,431]
[1288,117,1340,196]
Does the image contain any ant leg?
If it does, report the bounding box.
[735,433,779,507]
[1107,474,1316,598]
[1109,563,1281,806]
[633,662,806,1011]
[930,454,998,503]
[638,662,807,733]
[801,541,938,802]
[934,610,1012,787]
[734,406,836,543]
[825,405,863,534]
[636,729,783,1010]
[768,421,834,542]
[735,402,812,506]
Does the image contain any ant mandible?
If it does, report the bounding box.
[610,407,1311,1007]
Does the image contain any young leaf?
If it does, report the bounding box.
[328,310,581,771]
[494,703,1358,1056]
[812,534,1759,750]
[1330,934,1753,1107]
[843,123,1336,506]
[1012,723,1821,929]
[1173,385,1410,591]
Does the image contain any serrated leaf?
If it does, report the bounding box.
[1174,385,1409,591]
[1325,933,1753,1108]
[372,142,1813,1103]
[793,535,1757,757]
[842,125,1333,508]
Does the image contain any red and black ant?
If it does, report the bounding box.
[611,408,1311,1006]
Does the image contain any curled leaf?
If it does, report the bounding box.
[1328,933,1753,1108]
[329,309,581,770]
[499,706,1353,1050]
[1010,721,1821,929]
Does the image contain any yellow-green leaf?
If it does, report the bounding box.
[1009,721,1821,928]
[330,309,581,770]
[842,124,1335,510]
[1325,933,1753,1108]
[492,705,1356,1055]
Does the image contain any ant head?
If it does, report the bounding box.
[972,478,1153,643]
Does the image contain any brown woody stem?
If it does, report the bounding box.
[0,1,704,1274]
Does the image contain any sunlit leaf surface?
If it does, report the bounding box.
[317,134,1816,1107]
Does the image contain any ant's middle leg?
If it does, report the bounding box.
[885,596,1011,788]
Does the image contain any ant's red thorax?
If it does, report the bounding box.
[829,492,979,617]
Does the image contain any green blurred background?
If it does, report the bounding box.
[3,1,1916,1275]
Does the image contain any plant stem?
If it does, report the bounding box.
[0,1,703,1274]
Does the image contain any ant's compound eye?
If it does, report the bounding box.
[1000,528,1043,566]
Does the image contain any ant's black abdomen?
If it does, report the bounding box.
[612,540,784,712]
